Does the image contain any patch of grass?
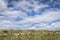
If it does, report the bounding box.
[0,30,60,40]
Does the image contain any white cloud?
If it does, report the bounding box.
[0,0,60,30]
[50,21,60,30]
[33,4,49,12]
[19,10,60,23]
[0,0,7,12]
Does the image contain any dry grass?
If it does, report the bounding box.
[0,30,60,40]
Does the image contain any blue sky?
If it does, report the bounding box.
[0,0,60,30]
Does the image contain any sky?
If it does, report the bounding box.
[0,0,60,30]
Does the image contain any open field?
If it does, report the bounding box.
[0,30,60,40]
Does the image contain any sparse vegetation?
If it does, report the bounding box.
[0,30,60,40]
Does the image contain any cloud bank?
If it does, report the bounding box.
[0,0,60,30]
